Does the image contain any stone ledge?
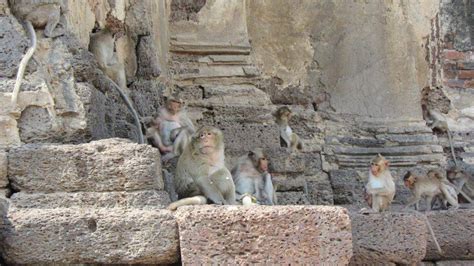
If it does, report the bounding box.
[424,209,474,260]
[10,190,170,209]
[8,138,163,193]
[349,211,428,265]
[0,208,179,264]
[174,205,352,264]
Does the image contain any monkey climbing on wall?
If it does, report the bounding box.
[146,96,195,162]
[168,126,236,210]
[89,28,127,90]
[274,106,303,152]
[9,0,65,109]
[361,154,396,213]
[232,148,277,206]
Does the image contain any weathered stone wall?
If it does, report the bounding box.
[247,0,438,119]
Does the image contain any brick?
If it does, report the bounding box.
[1,208,179,264]
[175,205,353,264]
[444,50,466,60]
[458,70,474,79]
[444,79,465,88]
[8,139,163,193]
[458,61,474,70]
[349,211,427,265]
[465,79,474,88]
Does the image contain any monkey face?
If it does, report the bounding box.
[167,100,182,115]
[403,174,415,189]
[193,127,223,155]
[248,149,269,173]
[370,154,388,176]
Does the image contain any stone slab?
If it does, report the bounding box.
[174,205,353,264]
[424,209,474,260]
[1,208,179,264]
[349,211,427,265]
[8,138,163,193]
[216,123,280,153]
[10,190,170,209]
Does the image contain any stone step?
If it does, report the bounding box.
[325,145,443,156]
[327,135,438,147]
[10,190,170,209]
[169,42,251,55]
[8,138,163,193]
[186,84,271,108]
[335,154,445,168]
[175,65,259,80]
[174,205,352,264]
[0,207,179,264]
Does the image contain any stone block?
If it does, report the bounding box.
[1,208,179,264]
[307,175,334,205]
[330,170,366,205]
[0,115,20,148]
[0,150,7,187]
[424,209,474,260]
[217,123,280,153]
[174,205,353,264]
[0,16,29,78]
[196,85,271,107]
[276,191,310,205]
[8,139,163,193]
[10,190,170,209]
[349,211,427,265]
[435,261,474,266]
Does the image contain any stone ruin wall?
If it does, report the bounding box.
[0,0,473,264]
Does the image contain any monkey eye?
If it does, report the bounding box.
[261,158,267,161]
[207,132,212,136]
[370,163,376,166]
[200,133,205,138]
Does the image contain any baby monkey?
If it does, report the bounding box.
[403,170,459,211]
[361,154,396,213]
[232,148,277,206]
[274,106,303,152]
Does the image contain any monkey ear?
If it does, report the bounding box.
[248,150,255,157]
[385,161,389,167]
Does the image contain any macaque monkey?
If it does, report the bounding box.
[274,106,303,152]
[9,0,64,38]
[231,148,277,206]
[168,126,236,210]
[10,0,64,108]
[147,97,195,162]
[361,154,395,213]
[403,170,459,211]
[424,106,458,167]
[447,167,473,204]
[89,29,127,90]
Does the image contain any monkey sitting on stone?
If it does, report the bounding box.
[9,0,64,38]
[361,154,395,213]
[168,126,236,210]
[231,148,277,206]
[403,170,459,211]
[274,106,303,152]
[146,96,195,162]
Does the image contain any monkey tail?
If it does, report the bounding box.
[12,20,37,107]
[103,75,145,144]
[423,215,443,255]
[446,129,458,167]
[167,195,207,211]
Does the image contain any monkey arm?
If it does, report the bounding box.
[280,129,292,148]
[195,174,226,205]
[180,114,196,133]
[262,172,275,205]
